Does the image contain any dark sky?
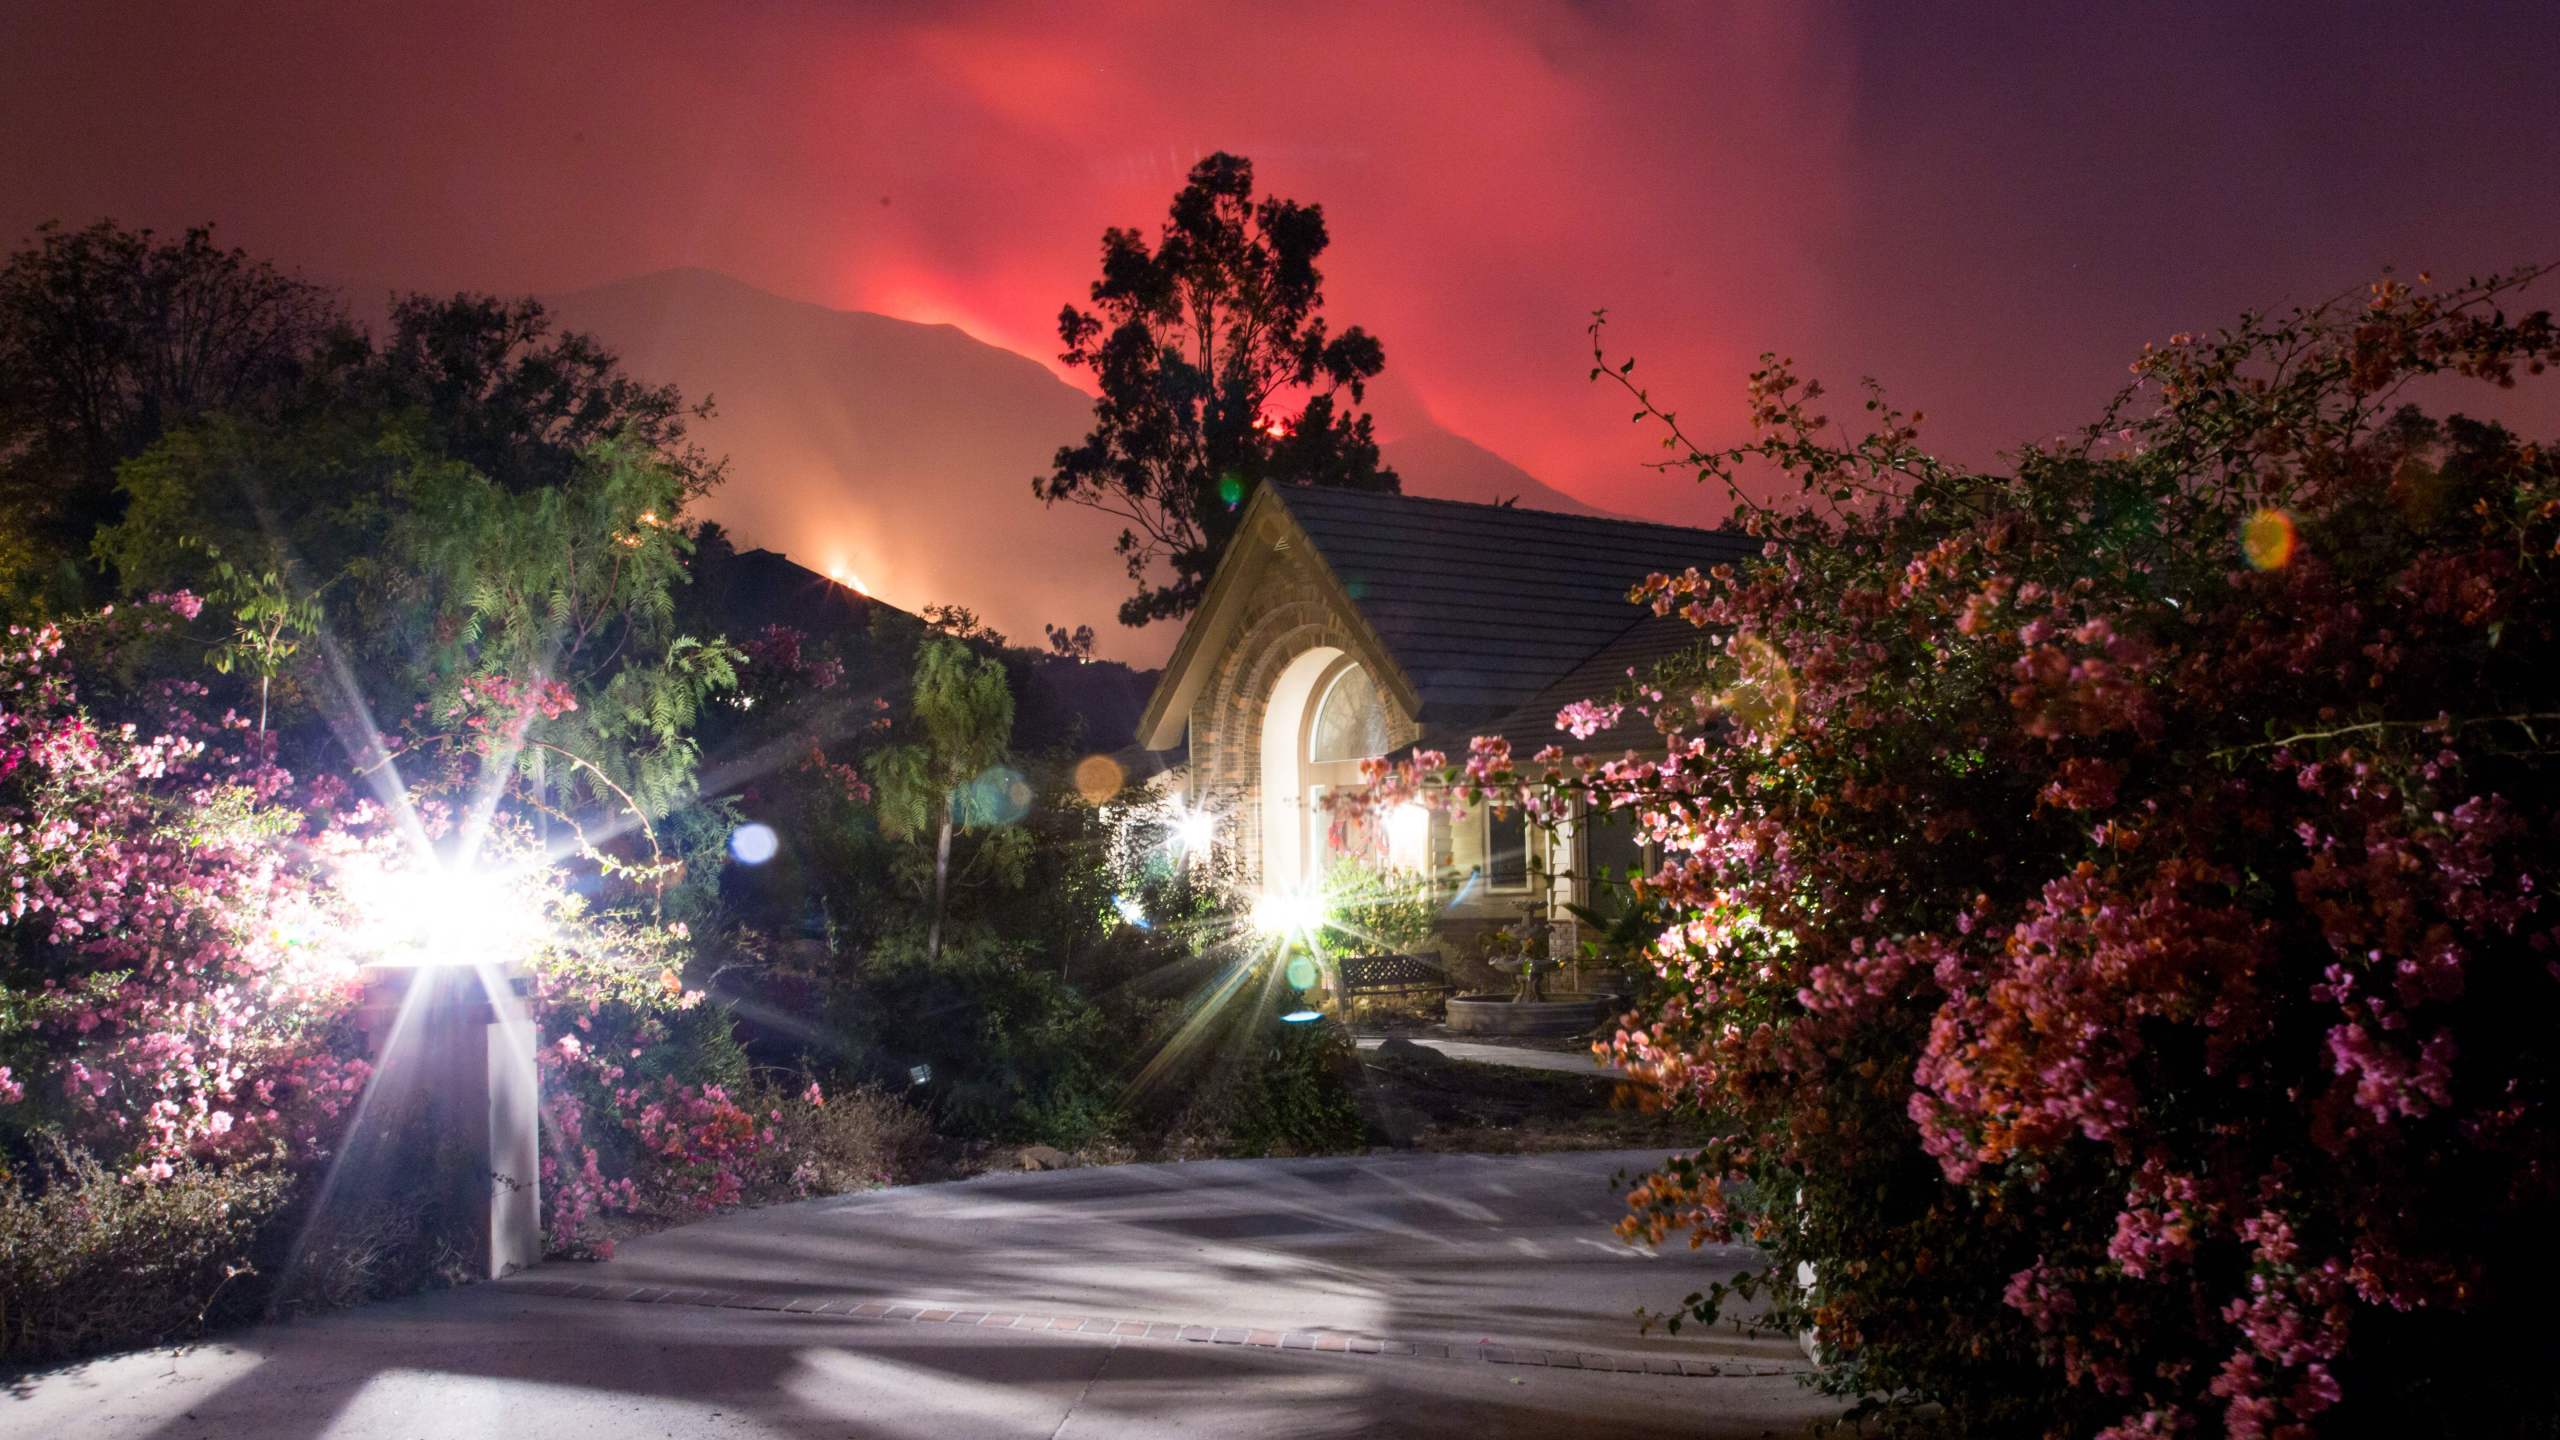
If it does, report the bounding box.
[3,0,2555,522]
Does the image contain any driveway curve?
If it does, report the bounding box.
[7,1149,1844,1439]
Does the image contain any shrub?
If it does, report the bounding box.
[767,1083,934,1195]
[0,1140,291,1364]
[837,933,1127,1149]
[0,601,374,1178]
[1162,972,1368,1157]
[1372,273,2560,1436]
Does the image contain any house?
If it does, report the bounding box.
[1136,484,1756,952]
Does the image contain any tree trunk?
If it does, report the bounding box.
[927,806,954,964]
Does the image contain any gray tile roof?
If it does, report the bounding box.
[1457,613,1708,761]
[1271,486,1757,725]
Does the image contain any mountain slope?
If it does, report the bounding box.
[545,268,1599,663]
[1379,428,1609,517]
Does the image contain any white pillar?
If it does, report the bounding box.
[485,998,542,1277]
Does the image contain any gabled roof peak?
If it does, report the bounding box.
[1140,483,1756,749]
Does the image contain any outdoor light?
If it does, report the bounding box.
[344,860,548,970]
[1386,802,1429,870]
[1250,889,1326,937]
[339,853,548,1281]
[1169,803,1218,857]
[1280,1009,1323,1024]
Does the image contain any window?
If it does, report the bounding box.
[1487,807,1530,889]
[1583,810,1650,894]
[1307,663,1392,763]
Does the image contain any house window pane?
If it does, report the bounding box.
[1584,811,1648,894]
[1308,664,1392,763]
[1488,807,1529,889]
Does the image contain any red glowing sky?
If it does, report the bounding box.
[4,1,2556,525]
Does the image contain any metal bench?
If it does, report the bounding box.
[1335,952,1454,1008]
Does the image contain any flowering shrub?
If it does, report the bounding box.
[0,597,897,1347]
[1365,273,2560,1435]
[0,598,373,1175]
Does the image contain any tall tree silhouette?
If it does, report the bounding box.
[0,221,338,608]
[1037,153,1395,627]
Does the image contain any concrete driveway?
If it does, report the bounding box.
[5,1150,1843,1438]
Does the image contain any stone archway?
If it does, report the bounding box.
[1255,645,1344,892]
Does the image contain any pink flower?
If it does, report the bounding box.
[1556,698,1625,740]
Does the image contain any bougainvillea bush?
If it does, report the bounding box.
[1370,273,2560,1436]
[0,599,888,1359]
[0,600,375,1173]
[0,598,374,1356]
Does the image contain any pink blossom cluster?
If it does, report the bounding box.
[1,599,373,1175]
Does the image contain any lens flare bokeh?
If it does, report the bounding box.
[2241,507,2298,570]
[1072,753,1125,804]
[1715,633,1800,740]
[729,821,781,865]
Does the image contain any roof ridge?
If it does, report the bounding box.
[1269,482,1748,545]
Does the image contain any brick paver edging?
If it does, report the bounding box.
[497,1274,1805,1380]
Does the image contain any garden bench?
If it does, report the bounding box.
[1336,952,1454,1008]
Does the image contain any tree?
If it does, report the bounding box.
[77,273,721,615]
[64,242,745,859]
[377,434,738,850]
[352,292,724,501]
[0,221,338,609]
[872,638,1018,963]
[1043,622,1096,662]
[1036,153,1396,627]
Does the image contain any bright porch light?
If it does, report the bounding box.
[1169,803,1218,856]
[1249,889,1326,937]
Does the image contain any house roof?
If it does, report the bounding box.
[1459,611,1707,762]
[1137,484,1754,749]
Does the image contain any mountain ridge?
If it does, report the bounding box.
[542,267,1611,664]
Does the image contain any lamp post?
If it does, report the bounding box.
[345,862,547,1280]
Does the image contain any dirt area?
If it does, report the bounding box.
[1350,1044,1684,1154]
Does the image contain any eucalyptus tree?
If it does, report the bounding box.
[1037,152,1396,627]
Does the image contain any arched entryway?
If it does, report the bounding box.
[1256,648,1398,891]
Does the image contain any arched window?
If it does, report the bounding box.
[1307,663,1392,764]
